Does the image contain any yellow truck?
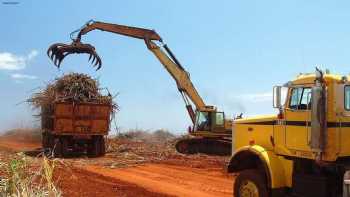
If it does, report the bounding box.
[227,69,350,197]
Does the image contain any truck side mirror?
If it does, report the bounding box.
[310,78,326,153]
[273,86,282,109]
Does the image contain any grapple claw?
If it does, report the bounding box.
[88,54,93,62]
[47,41,102,70]
[94,56,102,70]
[96,64,101,71]
[92,55,96,65]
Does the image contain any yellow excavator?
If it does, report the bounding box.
[47,20,232,155]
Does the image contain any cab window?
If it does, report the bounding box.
[215,112,224,126]
[345,86,350,110]
[195,111,210,131]
[289,87,311,110]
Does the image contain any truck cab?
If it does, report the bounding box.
[227,70,350,197]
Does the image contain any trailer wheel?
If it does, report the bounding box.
[234,169,268,197]
[53,138,63,158]
[42,133,48,149]
[61,137,69,157]
[99,136,106,156]
[87,136,100,157]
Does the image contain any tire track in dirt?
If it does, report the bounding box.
[83,164,233,197]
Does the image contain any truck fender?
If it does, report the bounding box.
[227,145,287,189]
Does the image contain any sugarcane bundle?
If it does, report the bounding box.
[28,73,118,129]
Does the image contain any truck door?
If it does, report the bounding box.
[285,87,312,151]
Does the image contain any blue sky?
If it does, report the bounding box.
[1,1,350,133]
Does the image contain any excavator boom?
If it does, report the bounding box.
[77,21,162,43]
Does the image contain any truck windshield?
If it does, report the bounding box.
[194,111,210,131]
[289,87,312,110]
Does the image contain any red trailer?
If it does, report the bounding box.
[41,102,112,157]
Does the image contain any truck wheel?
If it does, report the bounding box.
[42,133,48,149]
[234,169,268,197]
[53,138,63,158]
[99,136,106,156]
[61,137,69,157]
[87,137,100,157]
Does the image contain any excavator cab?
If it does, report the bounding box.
[194,111,210,131]
[193,111,225,133]
[178,110,231,155]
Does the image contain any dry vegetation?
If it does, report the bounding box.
[114,129,176,143]
[28,73,117,107]
[0,153,61,197]
[103,129,227,169]
[104,129,176,167]
[0,129,61,197]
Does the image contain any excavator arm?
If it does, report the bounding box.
[76,21,163,49]
[47,20,208,123]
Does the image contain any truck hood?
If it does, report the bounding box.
[234,114,277,125]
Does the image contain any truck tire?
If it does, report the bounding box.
[234,169,268,197]
[61,137,69,157]
[42,133,48,149]
[53,138,63,158]
[99,136,106,156]
[87,136,100,157]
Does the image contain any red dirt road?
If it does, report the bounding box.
[55,165,171,197]
[0,137,40,152]
[84,164,232,197]
[0,136,233,197]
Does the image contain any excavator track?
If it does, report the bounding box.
[175,138,231,156]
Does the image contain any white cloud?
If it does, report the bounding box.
[0,50,38,70]
[0,53,25,70]
[27,50,38,60]
[11,73,37,80]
